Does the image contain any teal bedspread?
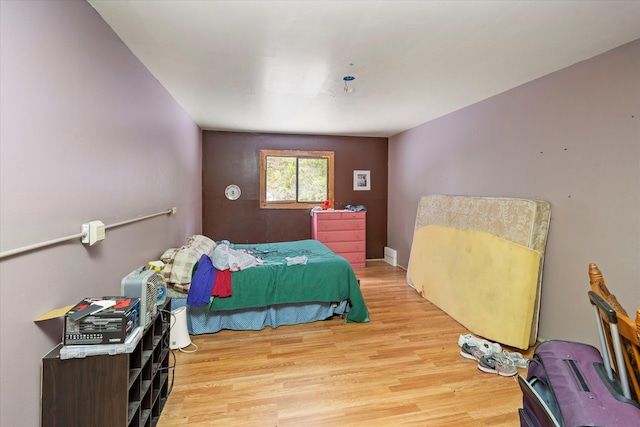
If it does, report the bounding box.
[206,240,369,323]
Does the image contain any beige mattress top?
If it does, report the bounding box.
[414,195,550,254]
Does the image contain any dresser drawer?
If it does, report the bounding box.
[323,241,366,254]
[316,230,365,243]
[313,212,343,221]
[340,252,366,268]
[338,211,365,220]
[313,211,366,221]
[315,218,365,232]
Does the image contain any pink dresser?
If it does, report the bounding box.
[312,210,366,268]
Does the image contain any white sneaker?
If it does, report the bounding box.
[460,342,494,361]
[477,353,518,377]
[458,334,502,354]
[502,350,529,369]
[458,334,474,347]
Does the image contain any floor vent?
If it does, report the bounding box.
[384,247,397,267]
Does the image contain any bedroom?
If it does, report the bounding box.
[1,1,639,426]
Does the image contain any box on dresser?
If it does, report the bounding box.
[64,296,140,345]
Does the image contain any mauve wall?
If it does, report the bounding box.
[388,39,640,347]
[0,2,201,426]
[202,131,388,259]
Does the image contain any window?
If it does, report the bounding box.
[260,149,334,209]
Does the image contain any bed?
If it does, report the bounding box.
[164,238,369,335]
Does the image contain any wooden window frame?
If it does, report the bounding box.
[260,149,334,209]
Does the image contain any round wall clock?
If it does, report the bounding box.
[224,184,241,200]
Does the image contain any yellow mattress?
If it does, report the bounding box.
[407,195,551,348]
[409,225,541,349]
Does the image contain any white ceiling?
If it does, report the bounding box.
[88,1,640,138]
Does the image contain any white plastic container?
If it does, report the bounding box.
[59,326,143,360]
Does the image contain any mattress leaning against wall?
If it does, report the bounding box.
[407,195,551,349]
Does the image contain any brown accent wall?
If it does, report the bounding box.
[203,131,388,258]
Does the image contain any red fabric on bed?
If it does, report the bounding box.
[212,269,232,298]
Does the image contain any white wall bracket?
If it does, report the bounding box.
[81,220,105,246]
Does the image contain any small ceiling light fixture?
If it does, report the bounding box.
[343,75,355,93]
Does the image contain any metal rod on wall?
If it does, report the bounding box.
[0,232,86,259]
[105,208,174,230]
[0,207,176,260]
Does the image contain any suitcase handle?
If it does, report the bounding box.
[528,356,565,426]
[518,374,561,427]
[588,290,631,399]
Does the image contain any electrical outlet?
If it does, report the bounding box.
[81,220,105,245]
[171,207,177,215]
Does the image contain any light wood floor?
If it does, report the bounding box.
[158,260,533,426]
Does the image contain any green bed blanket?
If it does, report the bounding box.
[206,240,369,323]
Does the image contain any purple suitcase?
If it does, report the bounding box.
[518,340,640,427]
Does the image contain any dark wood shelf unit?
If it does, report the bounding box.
[42,298,172,427]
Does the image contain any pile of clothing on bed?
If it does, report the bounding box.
[160,235,262,304]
